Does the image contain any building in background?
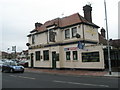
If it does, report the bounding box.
[0,50,30,61]
[104,39,120,70]
[17,50,30,61]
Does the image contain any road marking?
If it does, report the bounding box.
[10,75,17,77]
[53,80,109,88]
[18,76,36,80]
[10,75,36,80]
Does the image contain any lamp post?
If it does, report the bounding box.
[104,0,112,75]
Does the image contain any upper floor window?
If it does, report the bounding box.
[32,35,35,44]
[65,29,70,39]
[72,27,77,38]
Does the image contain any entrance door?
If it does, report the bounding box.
[52,52,56,69]
[30,53,34,68]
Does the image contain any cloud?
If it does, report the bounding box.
[1,0,119,52]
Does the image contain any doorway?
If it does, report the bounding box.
[30,53,34,68]
[52,51,56,69]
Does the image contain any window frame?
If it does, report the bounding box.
[43,50,49,61]
[66,51,71,60]
[65,29,70,39]
[72,51,78,60]
[32,35,35,44]
[72,27,77,38]
[82,52,100,62]
[35,51,40,61]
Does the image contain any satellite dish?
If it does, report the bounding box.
[26,43,30,46]
[76,33,81,38]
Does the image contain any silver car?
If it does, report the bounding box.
[1,61,24,73]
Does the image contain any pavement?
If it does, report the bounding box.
[25,68,120,78]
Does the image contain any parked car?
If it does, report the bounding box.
[0,60,4,68]
[18,60,29,67]
[1,61,24,73]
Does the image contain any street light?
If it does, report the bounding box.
[104,0,112,75]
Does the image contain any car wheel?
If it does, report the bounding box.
[10,69,14,73]
[1,69,4,72]
[20,70,24,73]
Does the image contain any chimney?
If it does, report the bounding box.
[35,22,42,30]
[101,27,106,38]
[83,5,92,23]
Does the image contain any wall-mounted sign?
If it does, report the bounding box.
[86,30,96,35]
[64,47,78,51]
[82,51,100,62]
[30,44,45,49]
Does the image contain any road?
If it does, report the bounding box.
[2,71,119,88]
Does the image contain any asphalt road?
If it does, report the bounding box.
[2,71,119,88]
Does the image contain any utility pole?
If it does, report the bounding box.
[104,0,112,75]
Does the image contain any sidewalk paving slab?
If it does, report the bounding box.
[25,68,120,78]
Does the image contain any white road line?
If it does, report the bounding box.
[53,80,109,88]
[18,76,36,80]
[10,75,17,77]
[10,75,36,80]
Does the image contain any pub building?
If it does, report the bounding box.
[27,5,105,70]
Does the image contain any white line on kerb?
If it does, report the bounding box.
[53,80,109,88]
[10,75,36,80]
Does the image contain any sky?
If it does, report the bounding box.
[0,0,119,52]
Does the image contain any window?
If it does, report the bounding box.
[56,53,59,61]
[43,50,49,61]
[49,30,56,42]
[72,27,77,38]
[32,35,35,44]
[35,51,40,61]
[65,29,70,39]
[82,52,100,62]
[66,51,71,60]
[73,51,78,60]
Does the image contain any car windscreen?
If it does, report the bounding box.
[3,62,18,66]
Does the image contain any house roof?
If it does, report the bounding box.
[98,33,107,45]
[31,13,99,33]
[109,39,120,48]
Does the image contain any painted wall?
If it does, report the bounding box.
[28,24,99,47]
[28,24,104,69]
[61,45,104,69]
[28,45,104,69]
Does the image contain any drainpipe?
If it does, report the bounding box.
[82,24,85,46]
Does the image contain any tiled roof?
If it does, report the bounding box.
[99,33,107,45]
[109,39,120,48]
[32,13,99,32]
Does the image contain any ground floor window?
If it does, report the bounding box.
[35,51,40,61]
[82,51,100,62]
[43,50,49,61]
[56,53,59,61]
[66,51,71,60]
[73,51,78,60]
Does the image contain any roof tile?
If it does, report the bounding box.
[34,13,99,32]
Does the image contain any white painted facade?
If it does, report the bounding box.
[27,23,105,69]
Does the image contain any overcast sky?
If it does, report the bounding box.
[0,0,119,52]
